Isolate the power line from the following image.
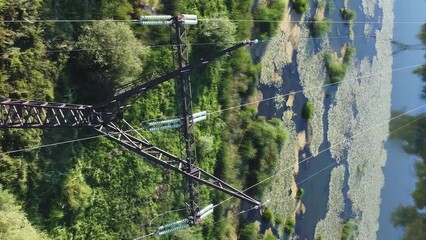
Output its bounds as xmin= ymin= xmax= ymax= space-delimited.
xmin=153 ymin=103 xmax=426 ymax=240
xmin=210 ymin=102 xmax=426 ymax=211
xmin=208 ymin=63 xmax=423 ymax=116
xmin=0 ymin=19 xmax=138 ymax=23
xmin=155 ymin=113 xmax=426 ymax=240
xmin=297 ymin=114 xmax=426 ymax=187
xmin=0 ymin=63 xmax=421 ymax=156
xmin=199 ymin=18 xmax=426 ymax=24
xmin=0 ymin=18 xmax=423 ymax=24
xmin=1 ymin=31 xmax=417 ymax=57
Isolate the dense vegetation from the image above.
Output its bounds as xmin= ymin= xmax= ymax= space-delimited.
xmin=0 ymin=0 xmax=286 ymax=239
xmin=253 ymin=0 xmax=285 ymax=39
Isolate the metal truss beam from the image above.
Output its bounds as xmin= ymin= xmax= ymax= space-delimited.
xmin=0 ymin=40 xmax=261 ymax=219
xmin=171 ymin=16 xmax=199 ymax=223
xmin=0 ymin=98 xmax=98 ymax=128
xmin=94 ymin=122 xmax=260 ymax=206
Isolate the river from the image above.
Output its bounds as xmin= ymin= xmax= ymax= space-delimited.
xmin=377 ymin=0 xmax=426 ymax=239
xmin=257 ymin=0 xmax=424 ymax=238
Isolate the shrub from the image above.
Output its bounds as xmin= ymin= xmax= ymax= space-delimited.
xmin=296 ymin=188 xmax=305 ymax=199
xmin=275 ymin=215 xmax=285 ymax=225
xmin=312 ymin=17 xmax=332 ymax=37
xmin=341 ymin=220 xmax=357 ymax=240
xmin=262 ymin=208 xmax=274 ymax=223
xmin=263 ymin=229 xmax=276 ymax=240
xmin=344 ymin=47 xmax=356 ymax=64
xmin=340 ymin=8 xmax=356 ymax=21
xmin=324 ymin=46 xmax=356 ymax=84
xmin=302 ymin=102 xmax=314 ymax=120
xmin=292 ymin=0 xmax=307 ymax=14
xmin=284 ymin=216 xmax=296 ymax=234
xmin=327 ymin=62 xmax=346 ymax=83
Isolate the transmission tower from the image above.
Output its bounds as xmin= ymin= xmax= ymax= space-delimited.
xmin=0 ymin=15 xmax=260 ymax=225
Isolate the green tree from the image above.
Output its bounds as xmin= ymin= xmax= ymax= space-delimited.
xmin=391 ymin=191 xmax=426 ymax=240
xmin=99 ymin=0 xmax=133 ymax=19
xmin=412 ymin=161 xmax=426 ymax=208
xmin=391 ymin=205 xmax=420 ymax=228
xmin=62 ymin=168 xmax=92 ymax=212
xmin=75 ymin=21 xmax=145 ymax=102
xmin=195 ymin=19 xmax=236 ymax=55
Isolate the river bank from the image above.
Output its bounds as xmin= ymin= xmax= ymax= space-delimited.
xmin=256 ymin=0 xmax=395 ymax=239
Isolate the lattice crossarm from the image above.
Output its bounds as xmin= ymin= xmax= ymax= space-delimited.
xmin=0 ymin=98 xmax=97 ymax=128
xmin=94 ymin=123 xmax=260 ymax=206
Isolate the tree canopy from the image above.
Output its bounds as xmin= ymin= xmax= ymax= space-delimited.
xmin=75 ymin=21 xmax=145 ymax=102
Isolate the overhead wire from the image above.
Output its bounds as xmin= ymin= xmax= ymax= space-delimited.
xmin=207 ymin=63 xmax=423 ymax=116
xmin=210 ymin=102 xmax=426 ymax=209
xmin=0 ymin=10 xmax=424 ymax=232
xmin=117 ymin=62 xmax=426 ymax=239
xmin=0 ymin=18 xmax=423 ymax=24
xmin=199 ymin=18 xmax=425 ymax=24
xmin=163 ymin=103 xmax=426 ymax=240
xmin=0 ymin=62 xmax=421 ymax=156
xmin=0 ymin=31 xmax=418 ymax=58
xmin=0 ymin=116 xmax=170 ymax=155
xmin=0 ymin=14 xmax=424 ymax=240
